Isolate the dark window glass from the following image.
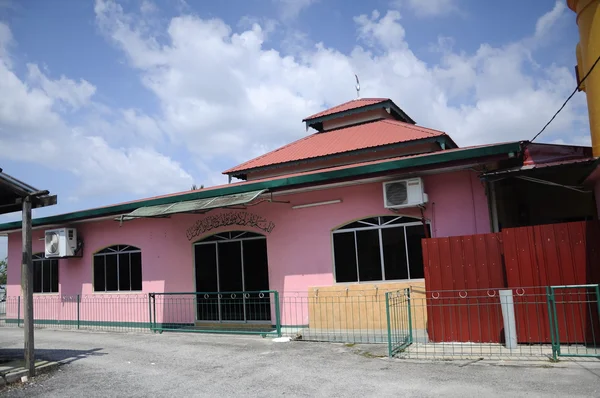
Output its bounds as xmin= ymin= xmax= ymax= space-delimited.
xmin=333 ymin=232 xmax=357 ymax=282
xmin=406 ymin=225 xmax=429 ymax=279
xmin=339 ymin=221 xmax=364 ymax=230
xmin=242 ymin=239 xmax=271 ymax=322
xmin=105 ymin=254 xmax=118 ymax=291
xmin=94 ymin=246 xmax=142 ymax=292
xmin=93 ymin=255 xmax=105 ymax=292
xmin=130 ymin=252 xmax=142 ymax=291
xmin=118 ymin=253 xmax=131 ymax=291
xmin=218 ymin=241 xmax=244 ymax=321
xmin=33 ymin=260 xmax=42 ymax=293
xmin=383 ymin=216 xmax=416 ymax=225
xmin=356 ymin=229 xmax=382 ymax=282
xmin=33 ymin=257 xmax=59 ymax=293
xmin=51 ymin=260 xmax=59 ymax=293
xmin=242 ymin=239 xmax=270 ymax=291
xmin=42 ymin=260 xmax=51 ymax=293
xmin=333 ymin=218 xmax=430 ymax=283
xmin=359 ymin=217 xmax=380 ymax=225
xmin=194 ymin=243 xmax=219 ymax=321
xmin=382 ymin=227 xmax=408 ymax=280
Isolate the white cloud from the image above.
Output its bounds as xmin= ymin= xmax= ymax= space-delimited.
xmin=535 ymin=1 xmax=566 ymax=40
xmin=273 ymin=0 xmax=318 ymax=21
xmin=355 ymin=10 xmax=407 ymax=50
xmin=93 ymin=0 xmax=588 ymax=163
xmin=392 ymin=0 xmax=460 ymax=18
xmin=0 ymin=21 xmax=194 ymax=199
xmin=27 ymin=64 xmax=96 ymax=110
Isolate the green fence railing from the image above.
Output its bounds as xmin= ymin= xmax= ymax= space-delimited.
xmin=547 ymin=284 xmax=600 ymax=360
xmin=385 ymin=289 xmax=412 ymax=357
xmin=149 ymin=291 xmax=282 ymax=337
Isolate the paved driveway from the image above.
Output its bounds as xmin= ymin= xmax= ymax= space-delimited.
xmin=0 ymin=328 xmax=599 ymax=397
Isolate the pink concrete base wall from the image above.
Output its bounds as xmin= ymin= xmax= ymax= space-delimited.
xmin=6 ymin=170 xmax=491 ymax=325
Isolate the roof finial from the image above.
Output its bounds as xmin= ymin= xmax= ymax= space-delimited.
xmin=355 ymin=74 xmax=360 ymax=99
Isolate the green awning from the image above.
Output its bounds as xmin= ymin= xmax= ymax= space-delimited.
xmin=119 ymin=189 xmax=266 ymax=220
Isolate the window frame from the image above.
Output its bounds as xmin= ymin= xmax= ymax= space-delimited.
xmin=93 ymin=245 xmax=143 ymax=293
xmin=32 ymin=253 xmax=59 ymax=294
xmin=332 ymin=216 xmax=431 ymax=283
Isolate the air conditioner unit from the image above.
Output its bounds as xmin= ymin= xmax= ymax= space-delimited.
xmin=383 ymin=178 xmax=428 ymax=209
xmin=45 ymin=228 xmax=78 ymax=258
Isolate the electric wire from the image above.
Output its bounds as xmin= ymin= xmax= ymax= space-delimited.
xmin=530 ymin=54 xmax=600 ymax=143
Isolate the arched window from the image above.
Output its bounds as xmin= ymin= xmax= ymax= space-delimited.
xmin=93 ymin=245 xmax=142 ymax=292
xmin=332 ymin=216 xmax=430 ymax=283
xmin=32 ymin=253 xmax=58 ymax=293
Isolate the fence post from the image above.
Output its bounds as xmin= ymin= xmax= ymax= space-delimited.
xmin=274 ymin=291 xmax=282 ymax=337
xmin=17 ymin=296 xmax=21 ymax=327
xmin=148 ymin=293 xmax=152 ymax=331
xmin=151 ymin=293 xmax=157 ymax=332
xmin=385 ymin=292 xmax=392 ymax=358
xmin=77 ymin=295 xmax=80 ymax=330
xmin=405 ymin=288 xmax=413 ymax=344
xmin=546 ymin=286 xmax=558 ymax=361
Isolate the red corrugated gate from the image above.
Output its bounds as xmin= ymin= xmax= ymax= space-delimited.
xmin=422 ymin=221 xmax=600 ymax=344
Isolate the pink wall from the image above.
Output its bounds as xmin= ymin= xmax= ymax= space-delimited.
xmin=6 ymin=170 xmax=490 ymax=301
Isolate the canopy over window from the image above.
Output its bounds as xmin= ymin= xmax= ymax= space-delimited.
xmin=118 ymin=189 xmax=267 ymax=220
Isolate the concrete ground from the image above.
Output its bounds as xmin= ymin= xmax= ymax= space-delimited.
xmin=0 ymin=328 xmax=599 ymax=397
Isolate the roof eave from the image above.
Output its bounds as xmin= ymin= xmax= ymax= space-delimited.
xmin=0 ymin=141 xmax=523 ymax=233
xmin=0 ymin=171 xmax=58 ymax=215
xmin=224 ymin=135 xmax=455 ymax=179
xmin=302 ymin=99 xmax=415 ymax=131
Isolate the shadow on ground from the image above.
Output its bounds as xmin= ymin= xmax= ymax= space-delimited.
xmin=0 ymin=347 xmax=106 ymax=372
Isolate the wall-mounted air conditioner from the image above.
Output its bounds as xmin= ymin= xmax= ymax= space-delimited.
xmin=45 ymin=228 xmax=78 ymax=258
xmin=383 ymin=178 xmax=428 ymax=209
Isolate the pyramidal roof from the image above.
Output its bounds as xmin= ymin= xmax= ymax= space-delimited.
xmin=224 ymin=97 xmax=455 ymax=177
xmin=302 ymin=98 xmax=390 ymax=121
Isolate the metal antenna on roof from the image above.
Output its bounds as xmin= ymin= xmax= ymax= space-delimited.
xmin=355 ymin=74 xmax=360 ymax=99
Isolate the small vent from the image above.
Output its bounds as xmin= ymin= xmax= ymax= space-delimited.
xmin=46 ymin=232 xmax=60 ymax=255
xmin=385 ymin=182 xmax=408 ymax=206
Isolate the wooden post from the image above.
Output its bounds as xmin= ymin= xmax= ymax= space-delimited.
xmin=21 ymin=195 xmax=34 ymax=377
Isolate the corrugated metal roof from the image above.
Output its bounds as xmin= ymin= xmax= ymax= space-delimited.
xmin=481 ymin=157 xmax=598 ymax=177
xmin=120 ymin=189 xmax=266 ymax=220
xmin=303 ymin=98 xmax=388 ymax=121
xmin=0 ymin=141 xmax=523 ymax=233
xmin=224 ymin=119 xmax=447 ymax=175
xmin=0 ymin=169 xmax=57 ymax=214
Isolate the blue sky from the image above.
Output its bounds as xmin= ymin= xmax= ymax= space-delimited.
xmin=0 ymin=0 xmax=590 ymax=259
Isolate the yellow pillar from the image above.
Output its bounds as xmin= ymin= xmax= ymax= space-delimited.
xmin=568 ymin=0 xmax=600 ymax=156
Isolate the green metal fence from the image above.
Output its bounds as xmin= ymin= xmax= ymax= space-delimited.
xmin=149 ymin=291 xmax=281 ymax=336
xmin=385 ymin=289 xmax=412 ymax=357
xmin=0 ymin=294 xmax=151 ymax=332
xmin=547 ymin=284 xmax=600 ymax=360
xmin=385 ymin=285 xmax=600 ymax=360
xmin=278 ymin=289 xmax=395 ymax=343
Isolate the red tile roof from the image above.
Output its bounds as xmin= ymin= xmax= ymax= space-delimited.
xmin=303 ymin=98 xmax=388 ymax=121
xmin=224 ymin=119 xmax=447 ymax=175
xmin=0 ymin=141 xmax=523 ymax=232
